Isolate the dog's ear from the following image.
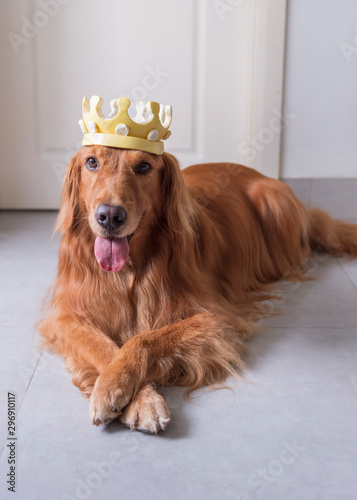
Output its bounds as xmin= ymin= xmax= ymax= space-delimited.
xmin=55 ymin=150 xmax=82 ymax=233
xmin=161 ymin=153 xmax=196 ymax=237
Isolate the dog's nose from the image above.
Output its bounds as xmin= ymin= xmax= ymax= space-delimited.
xmin=95 ymin=204 xmax=127 ymax=230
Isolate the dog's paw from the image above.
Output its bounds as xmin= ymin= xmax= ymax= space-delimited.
xmin=120 ymin=384 xmax=170 ymax=434
xmin=89 ymin=371 xmax=136 ymax=426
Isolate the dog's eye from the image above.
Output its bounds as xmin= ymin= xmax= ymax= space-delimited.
xmin=135 ymin=162 xmax=152 ymax=175
xmin=85 ymin=157 xmax=98 ymax=171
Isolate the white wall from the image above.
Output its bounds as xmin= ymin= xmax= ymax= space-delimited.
xmin=281 ymin=0 xmax=357 ymax=178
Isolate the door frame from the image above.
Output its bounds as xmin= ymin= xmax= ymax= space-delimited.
xmin=176 ymin=0 xmax=287 ymax=178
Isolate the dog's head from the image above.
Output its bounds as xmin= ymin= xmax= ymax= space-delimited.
xmin=58 ymin=146 xmax=193 ymax=272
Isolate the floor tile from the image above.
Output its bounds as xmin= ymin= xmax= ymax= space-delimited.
xmin=282 ymin=178 xmax=311 ymax=207
xmin=0 ymin=327 xmax=41 ymax=451
xmin=0 ymin=257 xmax=57 ymax=327
xmin=1 ymin=327 xmax=356 ymax=500
xmin=263 ymin=256 xmax=357 ymax=328
xmin=0 ymin=212 xmax=58 ymax=326
xmin=338 ymin=257 xmax=357 ymax=289
xmin=310 ymin=179 xmax=357 ymax=221
xmin=1 ymin=211 xmax=357 ymax=500
xmin=0 ymin=212 xmax=59 ymax=261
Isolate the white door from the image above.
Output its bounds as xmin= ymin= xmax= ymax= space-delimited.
xmin=0 ymin=0 xmax=286 ymax=209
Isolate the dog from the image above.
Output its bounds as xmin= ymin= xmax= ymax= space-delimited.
xmin=38 ymin=145 xmax=357 ymax=433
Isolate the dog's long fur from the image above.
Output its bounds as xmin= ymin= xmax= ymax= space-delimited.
xmin=38 ymin=146 xmax=357 ymax=431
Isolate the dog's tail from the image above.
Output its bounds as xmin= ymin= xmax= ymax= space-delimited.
xmin=309 ymin=208 xmax=357 ymax=257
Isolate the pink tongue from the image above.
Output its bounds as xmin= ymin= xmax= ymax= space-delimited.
xmin=94 ymin=237 xmax=129 ymax=272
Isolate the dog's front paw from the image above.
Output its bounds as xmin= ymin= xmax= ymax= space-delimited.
xmin=120 ymin=384 xmax=170 ymax=434
xmin=89 ymin=370 xmax=136 ymax=426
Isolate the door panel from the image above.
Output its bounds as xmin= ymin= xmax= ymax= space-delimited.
xmin=0 ymin=0 xmax=286 ymax=209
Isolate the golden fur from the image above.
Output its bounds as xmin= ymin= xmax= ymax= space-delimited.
xmin=38 ymin=146 xmax=357 ymax=432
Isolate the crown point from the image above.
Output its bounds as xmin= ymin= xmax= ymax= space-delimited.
xmin=78 ymin=119 xmax=87 ymax=134
xmin=118 ymin=97 xmax=131 ymax=111
xmin=147 ymin=129 xmax=159 ymax=141
xmin=115 ymin=123 xmax=129 ymax=136
xmin=108 ymin=99 xmax=119 ymax=118
xmin=82 ymin=97 xmax=90 ymax=114
xmin=148 ymin=102 xmax=160 ymax=115
xmin=162 ymin=130 xmax=172 ymax=140
xmin=161 ymin=105 xmax=172 ymax=128
xmin=135 ymin=102 xmax=147 ymax=124
xmin=90 ymin=95 xmax=101 ymax=107
xmin=80 ymin=95 xmax=172 ymax=154
xmin=88 ymin=121 xmax=98 ymax=133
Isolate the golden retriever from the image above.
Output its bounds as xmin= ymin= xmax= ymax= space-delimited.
xmin=38 ymin=146 xmax=357 ymax=433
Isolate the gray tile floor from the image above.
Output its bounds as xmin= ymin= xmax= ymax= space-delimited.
xmin=0 ymin=199 xmax=357 ymax=500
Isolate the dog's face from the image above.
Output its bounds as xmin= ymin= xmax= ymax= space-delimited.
xmin=78 ymin=146 xmax=163 ymax=239
xmin=67 ymin=145 xmax=166 ymax=271
xmin=61 ymin=145 xmax=189 ymax=272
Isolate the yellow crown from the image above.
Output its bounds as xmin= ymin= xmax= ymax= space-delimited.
xmin=79 ymin=95 xmax=172 ymax=155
